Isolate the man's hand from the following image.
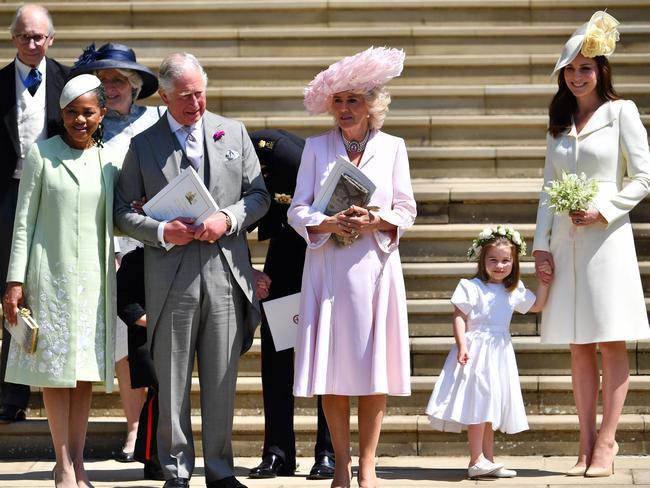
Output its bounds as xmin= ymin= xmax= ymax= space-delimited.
xmin=253 ymin=269 xmax=272 ymax=300
xmin=163 ymin=217 xmax=196 ymax=245
xmin=194 ymin=212 xmax=230 ymax=242
xmin=2 ymin=282 xmax=25 ymax=326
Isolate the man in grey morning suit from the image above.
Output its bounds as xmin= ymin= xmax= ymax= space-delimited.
xmin=114 ymin=53 xmax=270 ymax=488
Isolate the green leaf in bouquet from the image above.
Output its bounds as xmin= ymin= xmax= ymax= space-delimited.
xmin=543 ymin=172 xmax=599 ymax=214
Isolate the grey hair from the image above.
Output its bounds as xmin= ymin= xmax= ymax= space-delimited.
xmin=96 ymin=68 xmax=143 ymax=102
xmin=10 ymin=4 xmax=55 ymax=35
xmin=158 ymin=52 xmax=208 ymax=94
xmin=329 ymin=86 xmax=392 ymax=130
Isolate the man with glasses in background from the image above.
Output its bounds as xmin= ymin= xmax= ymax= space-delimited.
xmin=0 ymin=3 xmax=69 ymax=423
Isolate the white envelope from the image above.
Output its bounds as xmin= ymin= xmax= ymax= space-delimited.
xmin=262 ymin=292 xmax=300 ymax=351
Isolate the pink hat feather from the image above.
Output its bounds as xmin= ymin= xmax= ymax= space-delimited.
xmin=303 ymin=46 xmax=406 ymax=115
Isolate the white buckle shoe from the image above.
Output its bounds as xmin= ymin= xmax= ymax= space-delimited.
xmin=468 ymin=459 xmax=504 ymax=479
xmin=492 ymin=467 xmax=517 ymax=478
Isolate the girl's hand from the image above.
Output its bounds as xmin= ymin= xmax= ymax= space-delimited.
xmin=569 ymin=207 xmax=604 ymax=227
xmin=537 ymin=261 xmax=553 ymax=277
xmin=2 ymin=282 xmax=25 ymax=326
xmin=457 ymin=344 xmax=469 ymax=365
xmin=534 ymin=250 xmax=554 ymax=285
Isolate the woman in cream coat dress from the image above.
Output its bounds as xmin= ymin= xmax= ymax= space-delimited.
xmin=533 ymin=12 xmax=650 ymax=478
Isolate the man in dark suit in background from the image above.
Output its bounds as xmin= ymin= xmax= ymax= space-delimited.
xmin=0 ymin=3 xmax=69 ymax=423
xmin=248 ymin=129 xmax=335 ymax=480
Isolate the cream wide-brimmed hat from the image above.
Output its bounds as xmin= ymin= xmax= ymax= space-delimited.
xmin=552 ymin=10 xmax=620 ymax=76
xmin=59 ymin=74 xmax=102 ymax=109
xmin=303 ymin=46 xmax=405 ymax=115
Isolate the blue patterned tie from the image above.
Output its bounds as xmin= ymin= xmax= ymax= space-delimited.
xmin=26 ymin=68 xmax=42 ymax=96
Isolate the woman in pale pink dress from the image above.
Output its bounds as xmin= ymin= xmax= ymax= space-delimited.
xmin=288 ymin=47 xmax=416 ymax=488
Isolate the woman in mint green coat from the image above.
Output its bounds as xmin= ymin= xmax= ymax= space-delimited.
xmin=2 ymin=74 xmax=120 ymax=488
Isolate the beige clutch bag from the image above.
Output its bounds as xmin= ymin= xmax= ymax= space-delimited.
xmin=3 ymin=308 xmax=39 ymax=354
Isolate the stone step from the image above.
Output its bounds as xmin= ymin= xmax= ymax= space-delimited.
xmin=9 ymin=0 xmax=650 ymax=29
xmin=143 ymin=83 xmax=649 ymax=117
xmin=226 ymin=337 xmax=650 ymax=377
xmin=3 ymin=52 xmax=640 ymax=96
xmin=43 ymin=53 xmax=650 ymax=87
xmin=236 ymin=114 xmax=650 ymax=147
xmin=248 ymin=222 xmax=650 ymax=267
xmin=1 ymin=23 xmax=650 ymax=58
xmin=402 ymin=261 xmax=650 ymax=299
xmin=411 ymin=337 xmax=650 ymax=376
xmin=2 ymin=413 xmax=648 ymax=458
xmin=408 ymin=176 xmax=650 ymax=223
xmin=407 ymin=146 xmax=543 ymax=178
xmin=18 ymin=375 xmax=650 ymax=419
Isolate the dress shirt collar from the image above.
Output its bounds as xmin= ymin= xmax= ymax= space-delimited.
xmin=15 ymin=56 xmax=46 ymax=85
xmin=166 ymin=110 xmax=203 ymax=136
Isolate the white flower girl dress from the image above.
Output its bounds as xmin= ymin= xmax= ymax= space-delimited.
xmin=425 ymin=277 xmax=534 ymax=434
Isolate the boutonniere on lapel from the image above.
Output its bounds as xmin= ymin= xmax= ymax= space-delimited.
xmin=213 ymin=130 xmax=225 ymax=142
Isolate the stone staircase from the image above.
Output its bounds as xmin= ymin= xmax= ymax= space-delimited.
xmin=1 ymin=0 xmax=650 ymax=459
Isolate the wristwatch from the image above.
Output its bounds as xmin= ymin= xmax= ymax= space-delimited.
xmin=221 ymin=211 xmax=232 ymax=231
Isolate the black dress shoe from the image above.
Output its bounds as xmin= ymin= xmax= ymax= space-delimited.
xmin=0 ymin=404 xmax=26 ymax=424
xmin=206 ymin=475 xmax=247 ymax=488
xmin=163 ymin=478 xmax=189 ymax=488
xmin=307 ymin=455 xmax=335 ymax=480
xmin=114 ymin=450 xmax=135 ymax=463
xmin=144 ymin=459 xmax=165 ymax=481
xmin=248 ymin=454 xmax=293 ymax=478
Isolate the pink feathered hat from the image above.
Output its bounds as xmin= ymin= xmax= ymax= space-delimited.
xmin=303 ymin=46 xmax=406 ymax=115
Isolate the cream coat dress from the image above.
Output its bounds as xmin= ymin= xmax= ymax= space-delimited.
xmin=533 ymin=99 xmax=650 ymax=344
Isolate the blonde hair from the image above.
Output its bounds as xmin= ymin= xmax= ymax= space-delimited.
xmin=95 ymin=68 xmax=143 ymax=102
xmin=328 ymin=86 xmax=392 ymax=130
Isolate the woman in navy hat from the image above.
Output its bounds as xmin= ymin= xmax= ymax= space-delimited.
xmin=72 ymin=42 xmax=164 ymax=154
xmin=72 ymin=43 xmax=165 ymax=471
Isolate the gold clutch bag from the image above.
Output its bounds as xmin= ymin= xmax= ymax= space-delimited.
xmin=3 ymin=308 xmax=39 ymax=354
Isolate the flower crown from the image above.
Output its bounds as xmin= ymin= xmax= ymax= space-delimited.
xmin=467 ymin=225 xmax=526 ymax=261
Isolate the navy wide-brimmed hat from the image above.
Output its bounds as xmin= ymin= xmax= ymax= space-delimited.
xmin=71 ymin=42 xmax=158 ymax=100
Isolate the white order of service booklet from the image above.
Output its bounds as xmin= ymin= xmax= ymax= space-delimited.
xmin=142 ymin=167 xmax=219 ymax=250
xmin=262 ymin=292 xmax=301 ymax=351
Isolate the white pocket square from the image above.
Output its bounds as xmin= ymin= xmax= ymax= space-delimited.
xmin=225 ymin=150 xmax=240 ymax=161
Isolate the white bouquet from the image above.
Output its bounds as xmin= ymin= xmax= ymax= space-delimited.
xmin=543 ymin=172 xmax=599 ymax=214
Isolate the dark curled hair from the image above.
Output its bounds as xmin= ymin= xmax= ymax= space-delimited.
xmin=91 ymin=85 xmax=106 ymax=148
xmin=474 ymin=237 xmax=520 ymax=293
xmin=548 ymin=56 xmax=620 ymax=138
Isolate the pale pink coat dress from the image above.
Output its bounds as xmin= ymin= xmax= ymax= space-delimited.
xmin=288 ymin=128 xmax=416 ymax=397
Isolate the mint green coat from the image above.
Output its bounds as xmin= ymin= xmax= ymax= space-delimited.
xmin=6 ymin=135 xmax=121 ymax=391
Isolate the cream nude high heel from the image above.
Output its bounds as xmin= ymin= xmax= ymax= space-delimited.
xmin=565 ymin=464 xmax=587 ymax=476
xmin=585 ymin=441 xmax=619 ymax=478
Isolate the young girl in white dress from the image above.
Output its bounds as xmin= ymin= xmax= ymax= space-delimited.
xmin=425 ymin=226 xmax=552 ymax=479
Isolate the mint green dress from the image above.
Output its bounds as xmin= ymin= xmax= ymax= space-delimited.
xmin=6 ymin=136 xmax=120 ymax=390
